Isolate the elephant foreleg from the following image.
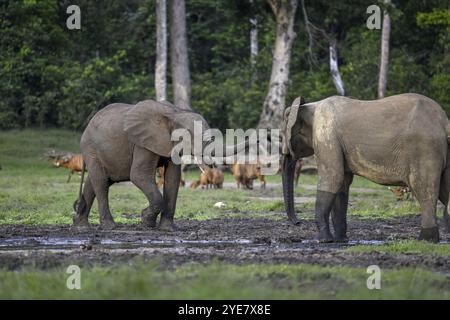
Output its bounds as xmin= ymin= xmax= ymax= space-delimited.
xmin=130 ymin=147 xmax=163 ymax=228
xmin=314 ymin=136 xmax=345 ymax=243
xmin=315 ymin=191 xmax=336 ymax=243
xmin=161 ymin=161 xmax=181 ymax=231
xmin=331 ymin=172 xmax=353 ymax=242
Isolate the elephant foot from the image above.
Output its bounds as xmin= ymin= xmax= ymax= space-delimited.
xmin=317 ymin=229 xmax=334 ymax=243
xmin=289 ymin=215 xmax=301 ymax=226
xmin=141 ymin=207 xmax=159 ymax=228
xmin=419 ymin=226 xmax=439 ymax=243
xmin=100 ymin=218 xmax=116 ymax=230
xmin=72 ymin=215 xmax=90 ymax=228
xmin=159 ymin=219 xmax=176 ymax=232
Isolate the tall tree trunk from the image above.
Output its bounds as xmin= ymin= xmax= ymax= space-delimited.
xmin=329 ymin=39 xmax=345 ymax=96
xmin=155 ymin=0 xmax=167 ymax=101
xmin=169 ymin=0 xmax=191 ymax=110
xmin=250 ymin=0 xmax=258 ymax=66
xmin=258 ymin=0 xmax=298 ymax=129
xmin=250 ymin=18 xmax=258 ymax=65
xmin=378 ymin=0 xmax=391 ymax=99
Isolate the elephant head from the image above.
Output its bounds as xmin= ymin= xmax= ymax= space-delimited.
xmin=123 ymin=99 xmax=248 ymax=167
xmin=282 ymin=96 xmax=315 ymax=225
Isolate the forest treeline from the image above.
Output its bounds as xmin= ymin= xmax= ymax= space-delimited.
xmin=0 ymin=0 xmax=449 ymax=131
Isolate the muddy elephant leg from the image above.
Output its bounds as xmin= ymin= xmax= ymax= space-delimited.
xmin=331 ymin=172 xmax=353 ymax=242
xmin=160 ymin=161 xmax=181 ymax=231
xmin=73 ymin=177 xmax=95 ymax=227
xmin=88 ymin=162 xmax=116 ymax=229
xmin=130 ymin=147 xmax=163 ymax=228
xmin=411 ymin=175 xmax=440 ymax=242
xmin=314 ymin=137 xmax=345 ymax=243
xmin=315 ymin=191 xmax=337 ymax=242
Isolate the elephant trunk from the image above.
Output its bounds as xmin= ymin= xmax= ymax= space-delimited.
xmin=282 ymin=154 xmax=300 ymax=225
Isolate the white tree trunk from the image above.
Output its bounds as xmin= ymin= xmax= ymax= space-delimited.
xmin=250 ymin=17 xmax=258 ymax=66
xmin=155 ymin=0 xmax=167 ymax=101
xmin=378 ymin=0 xmax=391 ymax=99
xmin=329 ymin=39 xmax=345 ymax=96
xmin=258 ymin=0 xmax=298 ymax=129
xmin=249 ymin=0 xmax=258 ymax=66
xmin=170 ymin=0 xmax=192 ymax=110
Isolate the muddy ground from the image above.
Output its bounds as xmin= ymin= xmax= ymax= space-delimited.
xmin=1 ymin=215 xmax=449 ymax=274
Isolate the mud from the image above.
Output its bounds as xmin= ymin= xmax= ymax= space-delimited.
xmin=0 ymin=216 xmax=449 ymax=273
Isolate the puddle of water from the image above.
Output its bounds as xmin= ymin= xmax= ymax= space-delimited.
xmin=1 ymin=237 xmax=446 ymax=253
xmin=0 ymin=237 xmax=253 ymax=250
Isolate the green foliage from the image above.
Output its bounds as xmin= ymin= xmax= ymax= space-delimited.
xmin=0 ymin=0 xmax=448 ymax=129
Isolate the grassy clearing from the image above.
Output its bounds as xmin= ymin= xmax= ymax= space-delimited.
xmin=0 ymin=262 xmax=448 ymax=299
xmin=0 ymin=129 xmax=432 ymax=225
xmin=346 ymin=240 xmax=450 ymax=257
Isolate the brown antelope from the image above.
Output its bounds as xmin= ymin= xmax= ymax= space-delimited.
xmin=389 ymin=186 xmax=411 ymax=201
xmin=156 ymin=166 xmax=186 ymax=188
xmin=211 ymin=168 xmax=224 ymax=189
xmin=231 ymin=163 xmax=265 ymax=189
xmin=53 ymin=154 xmax=85 ymax=183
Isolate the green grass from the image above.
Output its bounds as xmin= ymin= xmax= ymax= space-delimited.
xmin=0 ymin=262 xmax=448 ymax=299
xmin=346 ymin=240 xmax=450 ymax=257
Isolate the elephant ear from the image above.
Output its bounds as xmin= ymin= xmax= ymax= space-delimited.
xmin=124 ymin=100 xmax=175 ymax=157
xmin=283 ymin=96 xmax=305 ymax=156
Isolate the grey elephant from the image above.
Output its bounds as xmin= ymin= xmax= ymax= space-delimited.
xmin=282 ymin=93 xmax=450 ymax=243
xmin=73 ymin=99 xmax=242 ymax=230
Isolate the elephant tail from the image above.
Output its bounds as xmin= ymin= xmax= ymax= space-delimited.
xmin=73 ymin=161 xmax=86 ymax=211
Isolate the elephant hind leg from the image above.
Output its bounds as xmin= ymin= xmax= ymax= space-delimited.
xmin=410 ymin=174 xmax=440 ymax=242
xmin=73 ymin=176 xmax=95 ymax=227
xmin=438 ymin=168 xmax=450 ymax=233
xmin=88 ymin=161 xmax=116 ymax=229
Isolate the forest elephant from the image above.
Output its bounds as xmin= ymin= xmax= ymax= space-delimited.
xmin=73 ymin=99 xmax=246 ymax=231
xmin=282 ymin=93 xmax=450 ymax=243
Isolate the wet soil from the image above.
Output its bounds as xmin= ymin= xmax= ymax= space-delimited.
xmin=0 ymin=216 xmax=449 ymax=273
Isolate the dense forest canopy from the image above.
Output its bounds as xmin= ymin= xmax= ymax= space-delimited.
xmin=0 ymin=0 xmax=448 ymax=131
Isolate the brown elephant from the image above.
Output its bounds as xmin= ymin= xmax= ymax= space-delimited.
xmin=73 ymin=99 xmax=245 ymax=230
xmin=282 ymin=93 xmax=450 ymax=242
